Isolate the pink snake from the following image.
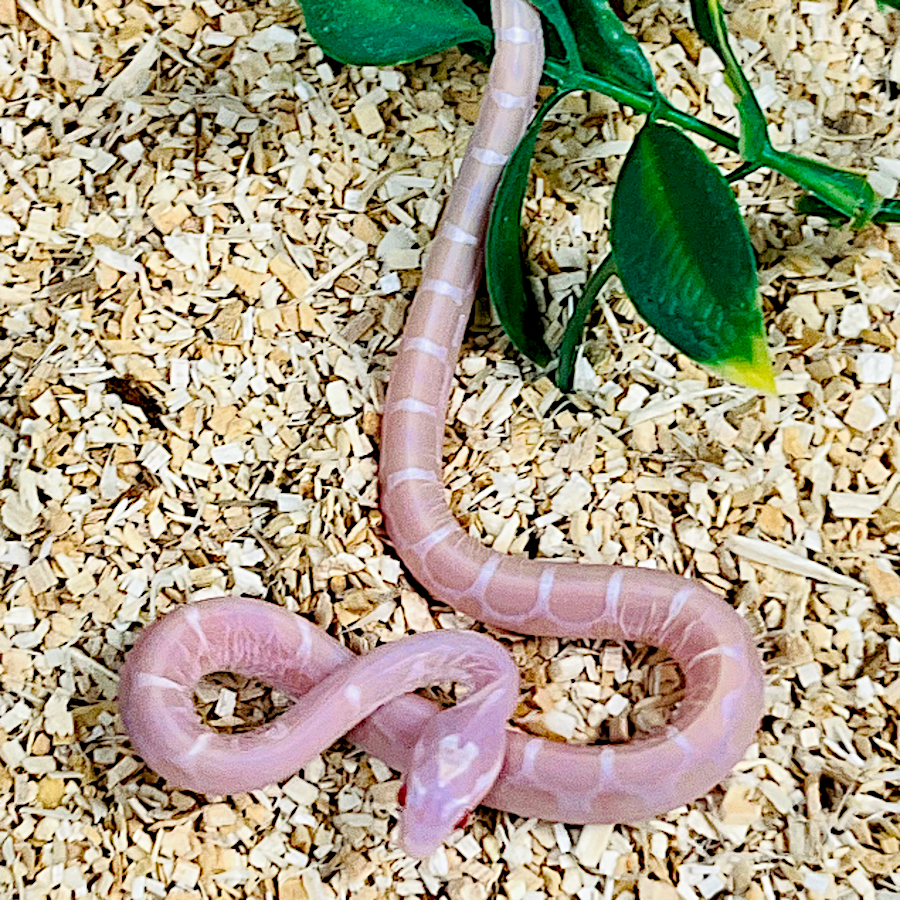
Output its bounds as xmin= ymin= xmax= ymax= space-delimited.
xmin=118 ymin=0 xmax=765 ymax=858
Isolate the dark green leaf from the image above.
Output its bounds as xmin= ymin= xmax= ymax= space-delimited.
xmin=527 ymin=0 xmax=584 ymax=72
xmin=610 ymin=122 xmax=773 ymax=391
xmin=561 ymin=0 xmax=656 ymax=97
xmin=299 ymin=0 xmax=492 ymax=66
xmin=763 ymin=147 xmax=883 ymax=228
xmin=796 ymin=193 xmax=900 ymax=225
xmin=876 ymin=199 xmax=900 ymax=223
xmin=794 ymin=194 xmax=852 ymax=225
xmin=487 ymin=91 xmax=575 ymax=368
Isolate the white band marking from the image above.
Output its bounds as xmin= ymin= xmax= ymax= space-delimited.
xmin=599 ymin=747 xmax=616 ymax=781
xmin=137 ymin=673 xmax=185 ymax=692
xmin=406 ymin=337 xmax=448 ymax=361
xmin=686 ymin=644 xmax=744 ymax=669
xmin=471 ymin=148 xmax=509 ymax=166
xmin=420 ymin=278 xmax=465 ymax=305
xmin=521 ymin=738 xmax=542 ymax=776
xmin=436 ymin=734 xmax=479 ymax=788
xmin=294 ymin=618 xmax=312 ymax=661
xmin=443 ymin=223 xmax=478 ymax=246
xmin=412 ymin=522 xmax=455 ymax=556
xmin=491 ymin=90 xmax=528 ymax=109
xmin=386 ymin=468 xmax=440 ymax=490
xmin=662 ymin=587 xmax=692 ymax=633
xmin=469 ymin=555 xmax=500 ymax=603
xmin=667 ymin=726 xmax=694 ymax=756
xmin=536 ymin=567 xmax=554 ymax=614
xmin=343 ymin=684 xmax=361 ymax=709
xmin=184 ymin=606 xmax=210 ymax=655
xmin=605 ymin=570 xmax=622 ymax=622
xmin=184 ymin=733 xmax=210 ymax=760
xmin=391 ymin=398 xmax=438 ymax=417
xmin=498 ymin=27 xmax=537 ymax=44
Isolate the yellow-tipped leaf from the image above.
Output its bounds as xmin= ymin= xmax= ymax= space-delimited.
xmin=708 ymin=332 xmax=777 ymax=395
xmin=611 ymin=123 xmax=773 ymax=393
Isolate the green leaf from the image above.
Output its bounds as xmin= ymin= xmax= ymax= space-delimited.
xmin=533 ymin=0 xmax=657 ymax=100
xmin=487 ymin=90 xmax=575 ymax=368
xmin=763 ymin=147 xmax=883 ymax=228
xmin=689 ymin=0 xmax=768 ymax=162
xmin=796 ymin=193 xmax=900 ymax=225
xmin=527 ymin=0 xmax=584 ymax=73
xmin=561 ymin=0 xmax=656 ymax=97
xmin=610 ymin=122 xmax=774 ymax=392
xmin=794 ymin=194 xmax=853 ymax=225
xmin=299 ymin=0 xmax=492 ymax=66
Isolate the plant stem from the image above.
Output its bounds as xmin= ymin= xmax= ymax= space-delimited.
xmin=544 ymin=58 xmax=900 ymax=223
xmin=555 ymin=251 xmax=617 ymax=391
xmin=543 ymin=58 xmax=740 ymax=153
xmin=726 ymin=160 xmax=761 ymax=183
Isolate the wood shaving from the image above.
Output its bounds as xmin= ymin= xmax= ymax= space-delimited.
xmin=2 ymin=0 xmax=900 ymax=897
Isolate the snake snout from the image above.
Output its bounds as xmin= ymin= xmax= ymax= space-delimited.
xmin=398 ymin=773 xmax=471 ymax=859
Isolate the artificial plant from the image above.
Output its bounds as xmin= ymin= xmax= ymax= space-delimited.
xmin=299 ymin=0 xmax=894 ymax=394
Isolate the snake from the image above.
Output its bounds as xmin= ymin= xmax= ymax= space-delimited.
xmin=118 ymin=0 xmax=765 ymax=859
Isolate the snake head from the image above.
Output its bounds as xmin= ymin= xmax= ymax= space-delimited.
xmin=398 ymin=710 xmax=507 ymax=858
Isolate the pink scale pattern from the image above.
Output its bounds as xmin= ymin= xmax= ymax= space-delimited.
xmin=118 ymin=0 xmax=765 ymax=858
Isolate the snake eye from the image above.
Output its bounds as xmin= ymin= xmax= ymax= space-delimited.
xmin=454 ymin=811 xmax=470 ymax=830
xmin=398 ymin=783 xmax=407 ymax=807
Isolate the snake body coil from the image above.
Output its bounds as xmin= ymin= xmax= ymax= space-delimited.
xmin=119 ymin=0 xmax=765 ymax=858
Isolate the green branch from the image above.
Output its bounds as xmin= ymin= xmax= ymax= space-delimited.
xmin=543 ymin=58 xmax=740 ymax=153
xmin=555 ymin=251 xmax=617 ymax=391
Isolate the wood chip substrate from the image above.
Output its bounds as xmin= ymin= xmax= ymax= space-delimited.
xmin=2 ymin=0 xmax=900 ymax=896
